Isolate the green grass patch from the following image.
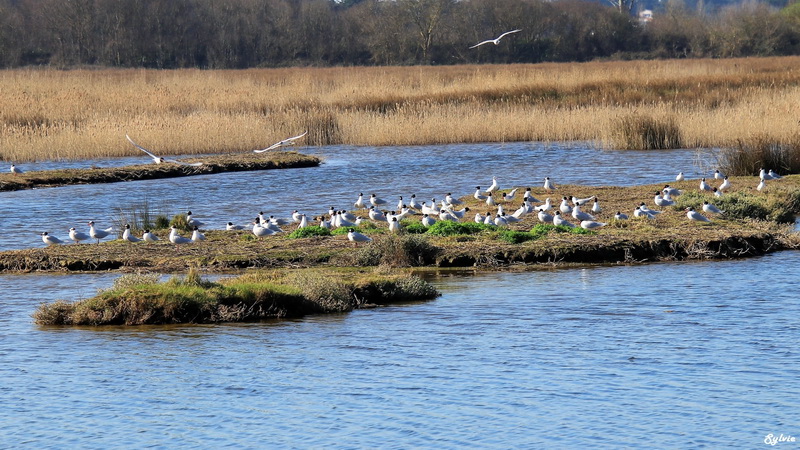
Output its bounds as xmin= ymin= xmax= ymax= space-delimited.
xmin=497 ymin=224 xmax=593 ymax=243
xmin=287 ymin=226 xmax=332 ymax=239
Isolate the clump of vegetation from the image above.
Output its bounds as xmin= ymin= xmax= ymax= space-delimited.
xmin=615 ymin=115 xmax=683 ymax=150
xmin=169 ymin=213 xmax=191 ymax=232
xmin=107 ymin=272 xmax=161 ymax=291
xmin=33 ymin=268 xmax=439 ymax=326
xmin=497 ymin=224 xmax=593 ymax=244
xmin=355 ymin=234 xmax=440 ymax=267
xmin=426 ymin=221 xmax=493 ymax=236
xmin=288 ymin=226 xmax=332 ymax=239
xmin=401 ymin=221 xmax=428 ymax=234
xmin=674 ymin=191 xmax=782 ymax=221
xmin=285 ymin=271 xmax=352 ymax=313
xmin=112 ymin=199 xmax=169 ymax=235
xmin=718 ymin=134 xmax=800 ymax=176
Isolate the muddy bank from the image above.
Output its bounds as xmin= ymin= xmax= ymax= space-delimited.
xmin=0 ymin=152 xmax=320 ymax=191
xmin=1 ymin=229 xmax=796 ymax=274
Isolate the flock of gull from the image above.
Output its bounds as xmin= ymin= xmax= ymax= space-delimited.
xmin=27 ymin=155 xmax=783 ymax=247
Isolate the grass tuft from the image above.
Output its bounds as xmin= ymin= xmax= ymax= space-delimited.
xmin=615 ymin=114 xmax=683 ymax=150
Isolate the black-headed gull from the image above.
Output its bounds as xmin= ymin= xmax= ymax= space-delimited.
xmin=169 ymin=226 xmax=193 ymax=244
xmin=503 ymin=188 xmax=518 ymax=202
xmin=486 ymin=192 xmax=496 ymax=206
xmin=421 ymin=214 xmax=436 ymax=227
xmin=389 ymin=217 xmax=402 ymax=233
xmin=537 ymin=208 xmax=554 ymax=223
xmin=122 ymin=224 xmax=142 ymax=243
xmin=686 ymin=207 xmax=711 ymax=222
xmin=591 ymin=197 xmax=602 ymax=214
xmin=634 ymin=206 xmax=656 ymax=219
xmin=718 ymin=177 xmax=731 ymax=192
xmin=572 ymin=204 xmax=594 ymax=222
xmin=494 ymin=214 xmax=509 ymax=226
xmin=486 ymin=177 xmax=499 ymax=194
xmin=654 ymin=192 xmax=675 ymax=207
xmin=143 ymin=230 xmax=159 ymax=242
xmin=253 ymin=131 xmax=307 ymax=153
xmin=757 ymin=178 xmax=766 ymax=191
xmin=397 ymin=196 xmax=405 ymax=210
xmin=368 ymin=207 xmax=386 ymax=222
xmin=191 ymin=226 xmax=206 ymax=242
xmin=714 ymin=169 xmax=725 ymax=180
xmin=559 ymin=197 xmax=573 ymax=214
xmin=614 ymin=212 xmax=629 ymax=220
xmin=580 ymin=220 xmax=607 ymax=230
xmin=473 ymin=186 xmax=487 ymax=201
xmin=41 ymin=232 xmax=64 ymax=246
xmin=370 ymin=194 xmax=388 ymax=207
xmin=571 ymin=195 xmax=593 ymax=206
xmin=347 ymin=228 xmax=371 ymax=244
xmin=186 ymin=211 xmax=205 ymax=228
xmin=252 ymin=219 xmax=274 ymax=238
xmin=226 ymin=222 xmax=246 ymax=231
xmin=523 ymin=188 xmax=540 ymax=203
xmin=126 ymin=134 xmax=203 ymax=166
xmin=702 ymin=201 xmax=724 ymax=215
xmin=699 ymin=178 xmax=712 ymax=192
xmin=553 ymin=211 xmax=575 ymax=228
xmin=69 ymin=227 xmax=90 ymax=244
xmin=354 ymin=193 xmax=366 ymax=209
xmin=10 ymin=164 xmax=23 ymax=176
xmin=469 ymin=29 xmax=522 ymax=49
xmin=663 ymin=185 xmax=682 ymax=197
xmin=676 ymin=172 xmax=684 ymax=182
xmin=408 ymin=194 xmax=422 ymax=210
xmin=759 ymin=168 xmax=772 ymax=180
xmin=445 ymin=193 xmax=463 ymax=206
xmin=543 ymin=177 xmax=556 ymax=192
xmin=88 ymin=221 xmax=113 ymax=244
xmin=292 ymin=210 xmax=303 ymax=223
xmin=768 ymin=170 xmax=782 ymax=179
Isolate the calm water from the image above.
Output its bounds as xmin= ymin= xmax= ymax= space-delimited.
xmin=1 ymin=253 xmax=798 ymax=448
xmin=0 ymin=142 xmax=714 ymax=252
xmin=2 ymin=142 xmax=791 ymax=447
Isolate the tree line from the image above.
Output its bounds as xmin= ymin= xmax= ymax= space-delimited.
xmin=0 ymin=0 xmax=799 ymax=69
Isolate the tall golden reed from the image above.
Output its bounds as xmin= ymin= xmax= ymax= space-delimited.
xmin=3 ymin=57 xmax=800 ymax=162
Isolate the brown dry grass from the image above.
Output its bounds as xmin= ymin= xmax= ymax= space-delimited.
xmin=4 ymin=57 xmax=800 ymax=162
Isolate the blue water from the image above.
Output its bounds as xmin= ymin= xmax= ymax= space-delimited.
xmin=1 ymin=141 xmax=793 ymax=448
xmin=0 ymin=142 xmax=713 ymax=252
xmin=1 ymin=253 xmax=798 ymax=448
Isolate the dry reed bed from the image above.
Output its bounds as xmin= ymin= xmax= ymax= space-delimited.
xmin=4 ymin=57 xmax=800 ymax=161
xmin=0 ymin=151 xmax=320 ymax=191
xmin=2 ymin=174 xmax=798 ymax=273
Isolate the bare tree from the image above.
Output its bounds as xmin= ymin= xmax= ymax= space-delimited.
xmin=398 ymin=0 xmax=454 ymax=63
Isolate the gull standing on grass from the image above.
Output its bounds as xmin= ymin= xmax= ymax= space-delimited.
xmin=253 ymin=131 xmax=307 ymax=153
xmin=718 ymin=176 xmax=731 ymax=192
xmin=41 ymin=232 xmax=64 ymax=246
xmin=347 ymin=228 xmax=371 ymax=245
xmin=469 ymin=29 xmax=522 ymax=49
xmin=88 ymin=221 xmax=113 ymax=244
xmin=686 ymin=207 xmax=711 ymax=223
xmin=122 ymin=224 xmax=142 ymax=243
xmin=69 ymin=227 xmax=90 ymax=244
xmin=702 ymin=201 xmax=724 ymax=215
xmin=169 ymin=226 xmax=194 ymax=244
xmin=676 ymin=172 xmax=684 ymax=182
xmin=126 ymin=135 xmax=203 ymax=166
xmin=143 ymin=230 xmax=159 ymax=242
xmin=543 ymin=177 xmax=556 ymax=192
xmin=191 ymin=226 xmax=206 ymax=242
xmin=10 ymin=164 xmax=23 ymax=176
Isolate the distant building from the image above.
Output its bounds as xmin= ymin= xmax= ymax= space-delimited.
xmin=639 ymin=9 xmax=654 ymax=24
